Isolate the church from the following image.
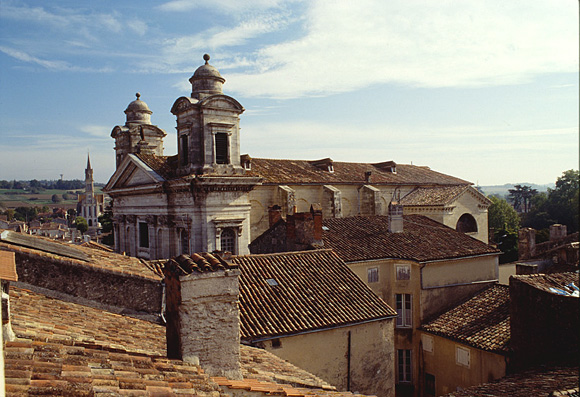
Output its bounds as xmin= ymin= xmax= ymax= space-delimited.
xmin=104 ymin=55 xmax=490 ymax=259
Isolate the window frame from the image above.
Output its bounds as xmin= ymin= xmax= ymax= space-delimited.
xmin=456 ymin=346 xmax=470 ymax=368
xmin=396 ymin=264 xmax=411 ymax=281
xmin=367 ymin=267 xmax=379 ymax=283
xmin=396 ymin=293 xmax=412 ymax=328
xmin=397 ymin=349 xmax=412 ymax=383
xmin=138 ymin=222 xmax=149 ymax=248
xmin=220 ymin=228 xmax=237 ymax=254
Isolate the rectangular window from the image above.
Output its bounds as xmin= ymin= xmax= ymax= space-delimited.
xmin=425 ymin=373 xmax=435 ymax=396
xmin=421 ymin=334 xmax=433 ymax=353
xmin=396 ymin=294 xmax=412 ymax=328
xmin=396 ymin=265 xmax=410 ymax=280
xmin=215 ymin=133 xmax=229 ymax=164
xmin=139 ymin=222 xmax=149 ymax=248
xmin=398 ymin=349 xmax=412 ymax=383
xmin=367 ymin=267 xmax=379 ymax=283
xmin=456 ymin=346 xmax=470 ymax=367
xmin=180 ymin=135 xmax=189 ymax=166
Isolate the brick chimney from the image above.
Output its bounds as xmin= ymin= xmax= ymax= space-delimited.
xmin=549 ymin=224 xmax=567 ymax=242
xmin=286 ymin=204 xmax=324 ymax=251
xmin=268 ymin=205 xmax=283 ymax=227
xmin=388 ymin=201 xmax=403 ymax=233
xmin=163 ymin=253 xmax=242 ymax=379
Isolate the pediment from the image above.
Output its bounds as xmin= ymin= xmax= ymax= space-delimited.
xmin=200 ymin=94 xmax=244 ymax=112
xmin=104 ymin=154 xmax=165 ymax=191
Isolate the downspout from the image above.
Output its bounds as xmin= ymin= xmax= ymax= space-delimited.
xmin=347 ymin=330 xmax=352 ymax=391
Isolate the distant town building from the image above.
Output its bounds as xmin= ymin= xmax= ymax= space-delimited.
xmin=77 ymin=154 xmax=104 ymax=237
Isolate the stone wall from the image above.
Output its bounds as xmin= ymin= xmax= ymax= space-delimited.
xmin=12 ymin=250 xmax=162 ymax=317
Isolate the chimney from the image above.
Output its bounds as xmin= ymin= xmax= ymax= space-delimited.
xmin=549 ymin=224 xmax=567 ymax=242
xmin=286 ymin=204 xmax=324 ymax=251
xmin=388 ymin=201 xmax=404 ymax=233
xmin=365 ymin=171 xmax=372 ymax=183
xmin=268 ymin=205 xmax=282 ymax=227
xmin=518 ymin=228 xmax=536 ymax=260
xmin=163 ymin=253 xmax=242 ymax=380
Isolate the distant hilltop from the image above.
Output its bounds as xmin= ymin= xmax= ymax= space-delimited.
xmin=478 ymin=183 xmax=555 ymax=198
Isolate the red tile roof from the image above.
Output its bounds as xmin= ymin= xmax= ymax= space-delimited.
xmin=511 ymin=272 xmax=579 ymax=296
xmin=443 ymin=366 xmax=578 ymax=397
xmin=246 ymin=158 xmax=470 ymax=185
xmin=7 ymin=287 xmax=354 ymax=394
xmin=232 ymin=249 xmax=397 ymax=340
xmin=0 ymin=231 xmax=161 ymax=281
xmin=134 ymin=154 xmax=471 ymax=186
xmin=322 ymin=215 xmax=500 ymax=263
xmin=420 ymin=284 xmax=510 ymax=354
xmin=400 ymin=185 xmax=490 ymax=206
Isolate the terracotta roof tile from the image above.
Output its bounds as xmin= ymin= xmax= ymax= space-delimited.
xmin=0 ymin=231 xmax=161 ymax=281
xmin=246 ymin=158 xmax=470 ymax=185
xmin=511 ymin=272 xmax=579 ymax=296
xmin=322 ymin=215 xmax=500 ymax=263
xmin=420 ymin=285 xmax=510 ymax=353
xmin=9 ymin=287 xmax=345 ymax=393
xmin=232 ymin=249 xmax=397 ymax=340
xmin=0 ymin=249 xmax=18 ymax=281
xmin=400 ymin=185 xmax=490 ymax=206
xmin=443 ymin=366 xmax=578 ymax=397
xmin=134 ymin=154 xmax=470 ymax=186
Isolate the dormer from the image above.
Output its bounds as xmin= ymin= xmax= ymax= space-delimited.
xmin=309 ymin=158 xmax=334 ymax=173
xmin=373 ymin=160 xmax=397 ymax=174
xmin=240 ymin=154 xmax=252 ymax=170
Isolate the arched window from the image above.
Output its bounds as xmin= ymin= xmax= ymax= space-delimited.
xmin=456 ymin=213 xmax=478 ymax=233
xmin=88 ymin=219 xmax=93 ymax=227
xmin=221 ymin=228 xmax=236 ymax=254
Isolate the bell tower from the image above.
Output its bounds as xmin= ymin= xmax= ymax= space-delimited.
xmin=110 ymin=93 xmax=167 ymax=168
xmin=171 ymin=54 xmax=244 ymax=176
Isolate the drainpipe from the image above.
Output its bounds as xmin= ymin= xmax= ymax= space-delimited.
xmin=347 ymin=330 xmax=352 ymax=391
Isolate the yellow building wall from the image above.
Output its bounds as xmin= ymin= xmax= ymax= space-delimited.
xmin=420 ymin=333 xmax=507 ymax=396
xmin=421 ymin=256 xmax=498 ymax=289
xmin=261 ymin=319 xmax=395 ymax=397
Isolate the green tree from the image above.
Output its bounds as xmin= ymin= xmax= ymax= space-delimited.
xmin=98 ymin=205 xmax=114 ymax=246
xmin=545 ymin=170 xmax=579 ymax=232
xmin=75 ymin=216 xmax=88 ymax=234
xmin=51 ymin=194 xmax=62 ymax=203
xmin=488 ymin=196 xmax=520 ymax=232
xmin=507 ymin=185 xmax=538 ymax=213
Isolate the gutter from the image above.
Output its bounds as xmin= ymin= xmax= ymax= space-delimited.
xmin=246 ymin=314 xmax=397 ymax=343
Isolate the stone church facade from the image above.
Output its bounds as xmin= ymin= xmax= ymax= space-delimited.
xmin=105 ymin=55 xmax=490 ymax=260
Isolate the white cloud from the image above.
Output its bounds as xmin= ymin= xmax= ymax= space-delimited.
xmin=0 ymin=46 xmax=112 ymax=72
xmin=79 ymin=125 xmax=111 ymax=137
xmin=157 ymin=0 xmax=286 ymax=12
xmin=225 ymin=0 xmax=579 ymax=98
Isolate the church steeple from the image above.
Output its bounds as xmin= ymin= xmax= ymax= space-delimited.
xmin=85 ymin=153 xmax=94 ymax=195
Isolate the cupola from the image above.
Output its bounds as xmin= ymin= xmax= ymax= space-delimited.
xmin=189 ymin=54 xmax=225 ymax=99
xmin=124 ymin=93 xmax=152 ymax=125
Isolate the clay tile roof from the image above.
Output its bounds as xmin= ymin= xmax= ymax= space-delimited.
xmin=232 ymin=249 xmax=397 ymax=340
xmin=322 ymin=215 xmax=500 ymax=263
xmin=134 ymin=153 xmax=178 ymax=179
xmin=8 ymin=287 xmax=352 ymax=394
xmin=420 ymin=284 xmax=511 ymax=354
xmin=0 ymin=250 xmax=17 ymax=281
xmin=0 ymin=231 xmax=161 ymax=281
xmin=511 ymin=272 xmax=579 ymax=296
xmin=400 ymin=185 xmax=491 ymax=206
xmin=167 ymin=252 xmax=236 ymax=275
xmin=443 ymin=366 xmax=579 ymax=397
xmin=245 ymin=158 xmax=471 ymax=185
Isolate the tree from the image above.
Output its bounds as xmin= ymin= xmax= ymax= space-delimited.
xmin=75 ymin=216 xmax=88 ymax=234
xmin=507 ymin=185 xmax=538 ymax=213
xmin=488 ymin=196 xmax=520 ymax=232
xmin=51 ymin=194 xmax=62 ymax=203
xmin=98 ymin=205 xmax=114 ymax=246
xmin=545 ymin=170 xmax=579 ymax=232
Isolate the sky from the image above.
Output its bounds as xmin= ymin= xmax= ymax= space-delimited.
xmin=0 ymin=0 xmax=578 ymax=185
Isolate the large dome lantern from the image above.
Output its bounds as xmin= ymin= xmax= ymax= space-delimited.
xmin=189 ymin=54 xmax=226 ymax=98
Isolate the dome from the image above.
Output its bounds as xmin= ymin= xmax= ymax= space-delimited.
xmin=124 ymin=93 xmax=152 ymax=125
xmin=189 ymin=54 xmax=225 ymax=98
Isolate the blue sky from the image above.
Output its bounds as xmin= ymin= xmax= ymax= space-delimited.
xmin=0 ymin=0 xmax=578 ymax=185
